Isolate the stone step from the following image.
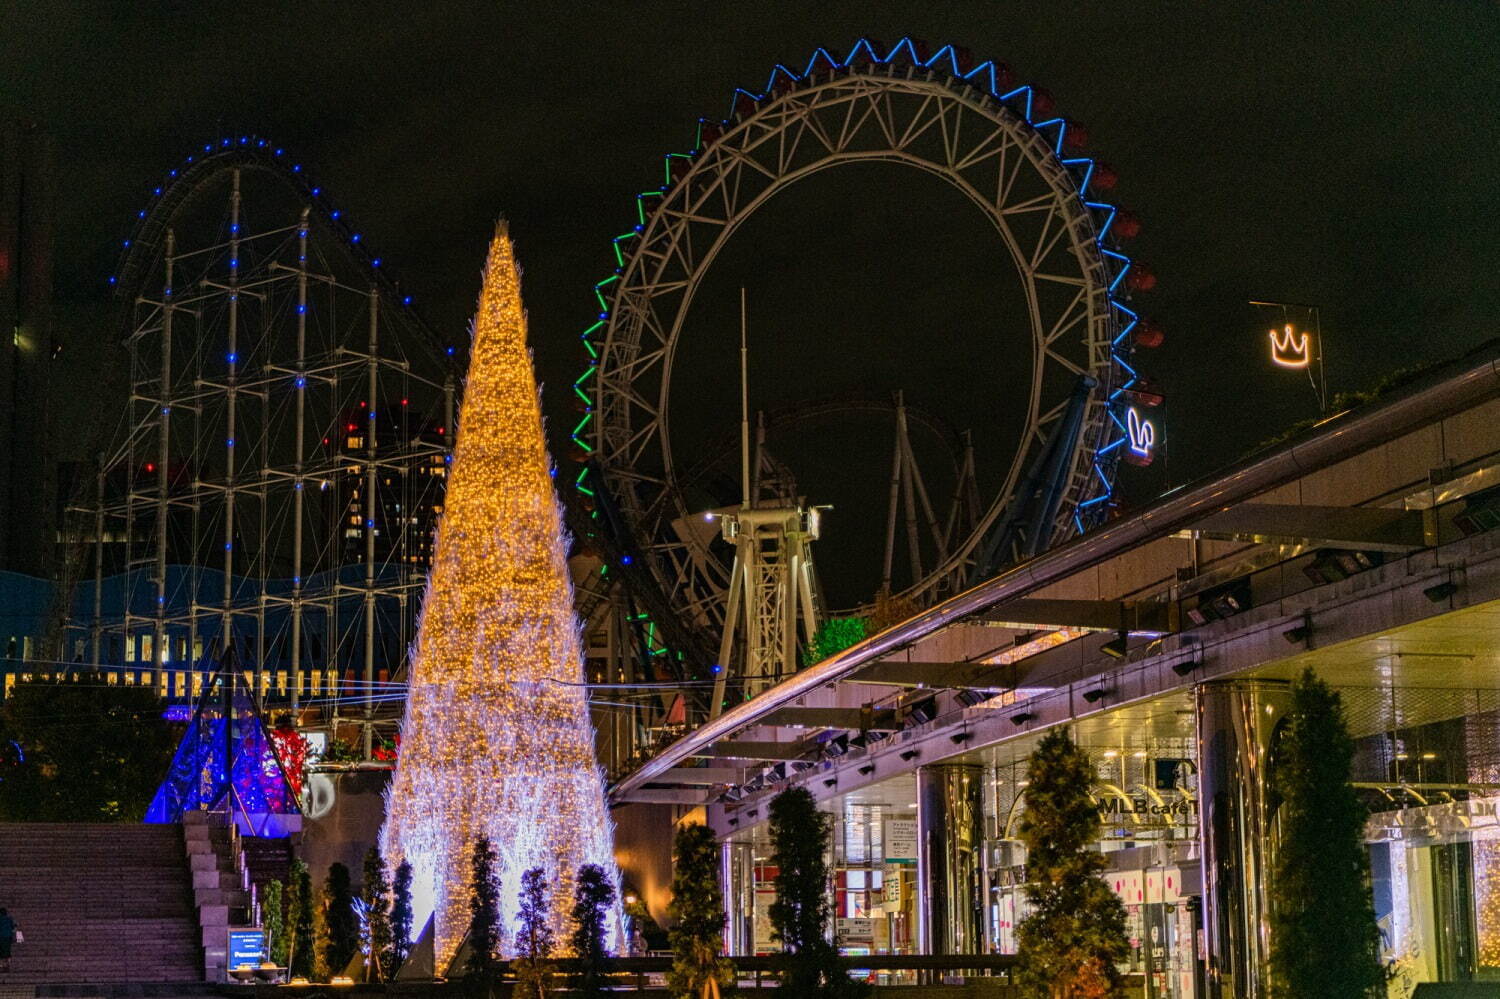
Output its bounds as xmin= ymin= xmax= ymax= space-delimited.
xmin=0 ymin=822 xmax=206 ymax=983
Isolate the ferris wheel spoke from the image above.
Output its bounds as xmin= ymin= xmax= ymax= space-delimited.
xmin=1043 ymin=347 xmax=1088 ymax=378
xmin=952 ymin=125 xmax=1013 ymax=174
xmin=609 ymin=381 xmax=660 ymax=423
xmin=772 ymin=105 xmax=805 ymax=177
xmin=1000 ymin=191 xmax=1056 ymax=217
xmin=1036 ymin=397 xmax=1071 ymax=428
xmin=606 ymin=467 xmax=667 ymax=495
xmin=840 ymin=88 xmax=892 ymax=152
xmin=603 ymin=341 xmax=666 ymax=381
xmin=722 ymin=138 xmax=782 ymax=185
xmin=1034 ymin=271 xmax=1088 ymax=287
xmin=870 ymin=89 xmax=903 ymax=150
xmin=623 ymin=428 xmax=661 ymax=468
xmin=826 ymin=89 xmax=870 ymax=154
xmin=936 ymin=97 xmax=967 ymax=171
xmin=995 ymin=144 xmax=1029 ymax=210
xmin=1029 ymin=204 xmax=1073 ymax=271
xmin=892 ymin=92 xmax=945 ymax=152
xmin=795 ymin=102 xmax=843 ymax=159
xmin=1042 ymin=287 xmax=1090 ymax=347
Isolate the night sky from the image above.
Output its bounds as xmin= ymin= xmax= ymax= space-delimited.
xmin=5 ymin=2 xmax=1498 ymax=601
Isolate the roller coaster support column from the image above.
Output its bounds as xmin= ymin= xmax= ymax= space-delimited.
xmin=153 ymin=230 xmax=174 ymax=683
xmin=291 ymin=209 xmax=308 ymax=716
xmin=222 ymin=171 xmax=241 ymax=695
xmin=363 ymin=287 xmax=380 ymax=759
xmin=91 ymin=453 xmax=104 ymax=664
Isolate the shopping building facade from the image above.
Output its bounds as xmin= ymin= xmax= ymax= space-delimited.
xmin=611 ymin=345 xmax=1500 ymax=996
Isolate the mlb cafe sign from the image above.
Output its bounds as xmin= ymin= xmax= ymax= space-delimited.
xmin=1097 ymin=794 xmax=1196 ymax=821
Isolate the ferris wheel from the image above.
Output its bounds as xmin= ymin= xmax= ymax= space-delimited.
xmin=572 ymin=38 xmax=1161 ymax=653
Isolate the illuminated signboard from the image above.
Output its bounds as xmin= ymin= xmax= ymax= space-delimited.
xmin=1268 ymin=324 xmax=1311 ymax=368
xmin=1127 ymin=407 xmax=1156 ymax=459
xmin=228 ymin=930 xmax=264 ymax=970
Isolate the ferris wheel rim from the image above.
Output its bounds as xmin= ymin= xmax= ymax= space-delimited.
xmin=574 ymin=37 xmax=1150 ymax=632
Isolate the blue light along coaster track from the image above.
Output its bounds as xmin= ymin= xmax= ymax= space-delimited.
xmin=68 ymin=135 xmax=451 ymax=723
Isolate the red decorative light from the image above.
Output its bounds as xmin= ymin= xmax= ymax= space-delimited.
xmin=1031 ymin=87 xmax=1056 ymax=115
xmin=1062 ymin=120 xmax=1089 ymax=151
xmin=269 ymin=723 xmax=309 ymax=800
xmin=1125 ymin=264 xmax=1157 ymax=293
xmin=1125 ymin=378 xmax=1165 ymax=407
xmin=1092 ymin=162 xmax=1119 ymax=190
xmin=1133 ymin=319 xmax=1164 ymax=349
xmin=1112 ymin=209 xmax=1142 ymax=240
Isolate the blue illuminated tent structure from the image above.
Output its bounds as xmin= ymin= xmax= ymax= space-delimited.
xmin=145 ymin=660 xmax=301 ymax=837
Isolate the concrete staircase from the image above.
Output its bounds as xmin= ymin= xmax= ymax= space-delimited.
xmin=238 ymin=837 xmax=291 ymax=894
xmin=0 ymin=823 xmax=202 ymax=983
xmin=179 ymin=814 xmax=257 ymax=981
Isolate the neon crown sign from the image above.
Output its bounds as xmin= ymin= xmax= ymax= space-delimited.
xmin=1269 ymin=324 xmax=1310 ymax=368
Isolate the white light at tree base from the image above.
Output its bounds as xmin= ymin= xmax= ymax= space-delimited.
xmin=381 ymin=224 xmax=622 ymax=966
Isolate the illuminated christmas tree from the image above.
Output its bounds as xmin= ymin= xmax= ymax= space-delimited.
xmin=381 ymin=223 xmax=620 ymax=967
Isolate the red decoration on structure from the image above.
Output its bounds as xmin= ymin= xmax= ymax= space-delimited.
xmin=1133 ymin=319 xmax=1165 ymax=349
xmin=1091 ymin=162 xmax=1119 ymax=190
xmin=1125 ymin=264 xmax=1157 ymax=293
xmin=269 ymin=722 xmax=309 ymax=800
xmin=1125 ymin=377 xmax=1165 ymax=407
xmin=1062 ymin=120 xmax=1089 ymax=151
xmin=1111 ymin=209 xmax=1142 ymax=240
xmin=372 ymin=733 xmax=400 ymax=763
xmin=1031 ymin=88 xmax=1056 ymax=115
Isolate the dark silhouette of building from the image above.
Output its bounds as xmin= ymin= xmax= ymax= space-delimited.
xmin=0 ymin=121 xmax=56 ymax=578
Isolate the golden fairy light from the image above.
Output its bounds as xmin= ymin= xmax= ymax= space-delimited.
xmin=381 ymin=223 xmax=621 ymax=967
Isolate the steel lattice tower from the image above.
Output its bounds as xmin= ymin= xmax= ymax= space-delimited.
xmin=72 ymin=141 xmax=452 ymax=755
